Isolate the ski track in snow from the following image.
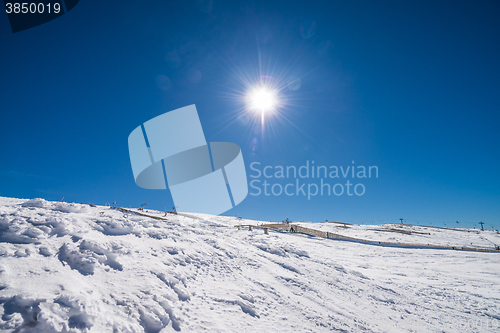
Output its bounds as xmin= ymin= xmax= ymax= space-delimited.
xmin=0 ymin=196 xmax=499 ymax=332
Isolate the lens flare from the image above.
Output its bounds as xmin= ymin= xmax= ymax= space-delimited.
xmin=248 ymin=88 xmax=277 ymax=111
xmin=287 ymin=77 xmax=301 ymax=91
xmin=218 ymin=51 xmax=309 ymax=145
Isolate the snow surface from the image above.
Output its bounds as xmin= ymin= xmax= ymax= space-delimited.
xmin=0 ymin=196 xmax=499 ymax=332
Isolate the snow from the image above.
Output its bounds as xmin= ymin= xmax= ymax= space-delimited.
xmin=0 ymin=196 xmax=499 ymax=332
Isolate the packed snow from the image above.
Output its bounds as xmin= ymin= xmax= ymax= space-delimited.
xmin=0 ymin=196 xmax=499 ymax=332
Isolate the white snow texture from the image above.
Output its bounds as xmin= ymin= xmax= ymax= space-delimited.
xmin=0 ymin=196 xmax=499 ymax=332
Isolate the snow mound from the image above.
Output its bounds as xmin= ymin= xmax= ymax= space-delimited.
xmin=21 ymin=198 xmax=47 ymax=208
xmin=54 ymin=202 xmax=88 ymax=214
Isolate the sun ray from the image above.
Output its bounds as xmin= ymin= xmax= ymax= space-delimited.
xmin=207 ymin=39 xmax=329 ymax=150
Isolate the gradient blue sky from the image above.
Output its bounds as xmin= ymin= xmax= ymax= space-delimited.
xmin=1 ymin=0 xmax=499 ymax=229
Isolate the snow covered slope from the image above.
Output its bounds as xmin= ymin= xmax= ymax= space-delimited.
xmin=1 ymin=197 xmax=499 ymax=332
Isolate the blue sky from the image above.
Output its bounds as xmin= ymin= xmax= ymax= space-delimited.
xmin=1 ymin=0 xmax=499 ymax=229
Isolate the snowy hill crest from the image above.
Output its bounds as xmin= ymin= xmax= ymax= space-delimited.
xmin=0 ymin=197 xmax=499 ymax=332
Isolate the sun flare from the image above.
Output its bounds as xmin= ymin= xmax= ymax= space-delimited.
xmin=248 ymin=88 xmax=277 ymax=111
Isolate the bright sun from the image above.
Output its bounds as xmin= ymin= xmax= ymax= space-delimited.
xmin=249 ymin=88 xmax=277 ymax=111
